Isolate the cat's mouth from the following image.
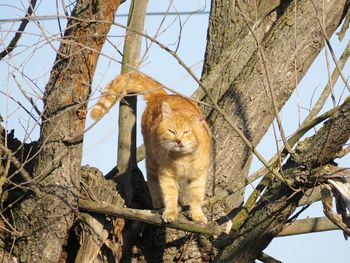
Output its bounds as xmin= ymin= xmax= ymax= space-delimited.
xmin=172 ymin=144 xmax=184 ymax=151
xmin=171 ymin=143 xmax=194 ymax=154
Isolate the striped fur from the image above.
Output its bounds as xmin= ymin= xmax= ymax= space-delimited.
xmin=90 ymin=72 xmax=211 ymax=223
xmin=91 ymin=72 xmax=167 ymax=120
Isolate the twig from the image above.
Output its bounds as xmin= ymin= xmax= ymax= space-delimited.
xmin=311 ymin=0 xmax=350 ymax=92
xmin=11 ymin=74 xmax=41 ymax=117
xmin=324 ymin=41 xmax=337 ymax=107
xmin=0 ymin=0 xmax=37 ymax=60
xmin=0 ymin=90 xmax=39 ymax=123
xmin=0 ymin=144 xmax=40 ymax=196
xmin=301 ymin=39 xmax=350 ymax=125
xmin=247 ymin=105 xmax=339 ymax=185
xmin=336 ymin=9 xmax=350 ymax=41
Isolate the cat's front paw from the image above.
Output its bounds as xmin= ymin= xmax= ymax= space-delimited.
xmin=162 ymin=209 xmax=178 ymax=222
xmin=191 ymin=210 xmax=207 ymax=224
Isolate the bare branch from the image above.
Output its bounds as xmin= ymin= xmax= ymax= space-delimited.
xmin=11 ymin=74 xmax=41 ymax=117
xmin=78 ymin=199 xmax=219 ymax=238
xmin=278 ymin=215 xmax=346 ymax=237
xmin=257 ymin=252 xmax=283 ymax=263
xmin=0 ymin=0 xmax=37 ymax=60
xmin=337 ymin=9 xmax=350 ymax=41
xmin=301 ymin=39 xmax=350 ymax=125
xmin=0 ymin=144 xmax=40 ymax=196
xmin=311 ymin=0 xmax=350 ymax=92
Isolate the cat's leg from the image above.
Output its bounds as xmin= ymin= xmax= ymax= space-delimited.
xmin=159 ymin=173 xmax=179 ymax=222
xmin=189 ymin=175 xmax=207 ymax=223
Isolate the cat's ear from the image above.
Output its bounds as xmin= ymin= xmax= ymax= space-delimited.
xmin=162 ymin=102 xmax=173 ymax=119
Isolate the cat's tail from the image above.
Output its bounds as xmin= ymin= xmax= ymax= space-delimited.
xmin=91 ymin=72 xmax=167 ymax=120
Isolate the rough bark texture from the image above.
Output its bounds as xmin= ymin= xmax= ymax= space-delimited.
xmin=75 ymin=166 xmax=124 ymax=263
xmin=111 ymin=1 xmax=151 ymax=262
xmin=217 ymin=97 xmax=350 ymax=262
xmin=115 ymin=0 xmax=149 ymax=206
xmin=159 ymin=0 xmax=349 ymax=261
xmin=10 ymin=0 xmax=121 ymax=262
xmin=1 ymin=0 xmax=350 ymax=262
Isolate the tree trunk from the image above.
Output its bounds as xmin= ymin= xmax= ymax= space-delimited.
xmin=217 ymin=97 xmax=350 ymax=262
xmin=156 ymin=0 xmax=349 ymax=261
xmin=1 ymin=0 xmax=349 ymax=262
xmin=10 ymin=1 xmax=121 ymax=262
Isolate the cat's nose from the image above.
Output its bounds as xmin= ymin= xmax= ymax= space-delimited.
xmin=175 ymin=138 xmax=181 ymax=145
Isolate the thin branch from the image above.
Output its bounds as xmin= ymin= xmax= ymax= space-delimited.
xmin=247 ymin=104 xmax=339 ymax=186
xmin=302 ymin=39 xmax=350 ymax=125
xmin=311 ymin=0 xmax=350 ymax=92
xmin=324 ymin=41 xmax=337 ymax=107
xmin=257 ymin=252 xmax=283 ymax=263
xmin=78 ymin=199 xmax=219 ymax=238
xmin=204 ymin=103 xmax=344 ymax=208
xmin=11 ymin=74 xmax=41 ymax=117
xmin=278 ymin=215 xmax=348 ymax=237
xmin=0 ymin=0 xmax=37 ymax=60
xmin=0 ymin=144 xmax=40 ymax=196
xmin=337 ymin=9 xmax=350 ymax=41
xmin=0 ymin=90 xmax=39 ymax=123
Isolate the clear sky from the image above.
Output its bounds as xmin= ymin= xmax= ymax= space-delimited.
xmin=0 ymin=1 xmax=349 ymax=262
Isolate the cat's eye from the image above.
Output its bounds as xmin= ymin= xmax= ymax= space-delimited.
xmin=183 ymin=130 xmax=191 ymax=135
xmin=168 ymin=129 xmax=176 ymax=135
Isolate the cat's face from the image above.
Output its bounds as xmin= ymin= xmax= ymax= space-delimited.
xmin=157 ymin=102 xmax=200 ymax=155
xmin=159 ymin=119 xmax=198 ymax=154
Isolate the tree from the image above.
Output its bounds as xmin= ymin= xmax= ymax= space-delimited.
xmin=0 ymin=0 xmax=349 ymax=262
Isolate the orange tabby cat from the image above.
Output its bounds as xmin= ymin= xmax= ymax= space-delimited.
xmin=91 ymin=72 xmax=211 ymax=223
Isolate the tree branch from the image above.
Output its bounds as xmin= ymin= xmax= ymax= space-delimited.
xmin=11 ymin=0 xmax=123 ymax=261
xmin=217 ymin=94 xmax=350 ymax=261
xmin=79 ymin=199 xmax=219 ymax=238
xmin=257 ymin=252 xmax=283 ymax=263
xmin=0 ymin=0 xmax=37 ymax=60
xmin=278 ymin=215 xmax=348 ymax=237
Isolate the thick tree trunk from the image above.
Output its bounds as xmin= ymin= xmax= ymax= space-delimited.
xmin=217 ymin=97 xmax=350 ymax=262
xmin=158 ymin=0 xmax=349 ymax=261
xmin=10 ymin=1 xmax=121 ymax=262
xmin=2 ymin=0 xmax=349 ymax=262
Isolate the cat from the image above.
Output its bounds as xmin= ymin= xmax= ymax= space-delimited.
xmin=91 ymin=72 xmax=211 ymax=223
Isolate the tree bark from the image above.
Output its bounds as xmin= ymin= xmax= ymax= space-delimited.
xmin=216 ymin=97 xmax=350 ymax=263
xmin=159 ymin=0 xmax=349 ymax=261
xmin=115 ymin=0 xmax=149 ymax=206
xmin=1 ymin=0 xmax=349 ymax=262
xmin=10 ymin=1 xmax=121 ymax=262
xmin=111 ymin=1 xmax=151 ymax=261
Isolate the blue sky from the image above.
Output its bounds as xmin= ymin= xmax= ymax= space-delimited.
xmin=0 ymin=1 xmax=349 ymax=262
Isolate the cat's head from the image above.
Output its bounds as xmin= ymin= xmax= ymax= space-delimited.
xmin=156 ymin=102 xmax=203 ymax=155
